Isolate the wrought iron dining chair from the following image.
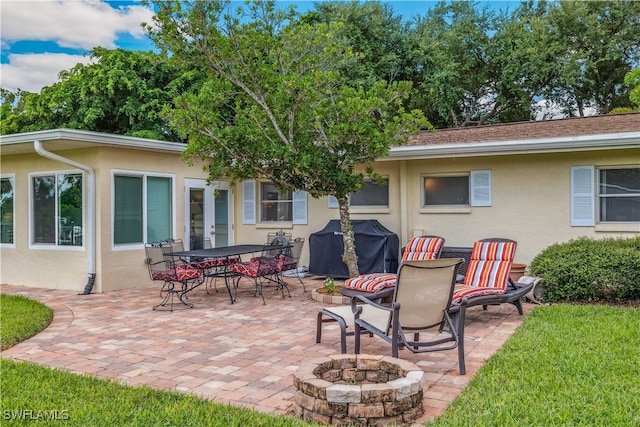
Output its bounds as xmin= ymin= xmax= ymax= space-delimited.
xmin=145 ymin=240 xmax=203 ymax=311
xmin=229 ymin=240 xmax=289 ymax=304
xmin=278 ymin=237 xmax=306 ymax=292
xmin=193 ymin=237 xmax=240 ymax=295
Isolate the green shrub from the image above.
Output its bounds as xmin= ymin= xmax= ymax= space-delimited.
xmin=529 ymin=236 xmax=640 ymax=303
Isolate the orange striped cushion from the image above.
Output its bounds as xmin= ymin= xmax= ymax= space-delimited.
xmin=451 ymin=285 xmax=505 ymax=304
xmin=402 ymin=236 xmax=444 ymax=261
xmin=461 ymin=241 xmax=516 ymax=290
xmin=345 ymin=273 xmax=398 ymax=292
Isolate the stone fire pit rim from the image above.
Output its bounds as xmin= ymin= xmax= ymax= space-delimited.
xmin=292 ymin=353 xmax=425 ymax=404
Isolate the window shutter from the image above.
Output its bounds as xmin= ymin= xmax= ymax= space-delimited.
xmin=571 ymin=166 xmax=595 ymax=226
xmin=328 ymin=195 xmax=338 ymax=208
xmin=242 ymin=180 xmax=256 ymax=224
xmin=470 ymin=170 xmax=492 ymax=207
xmin=292 ymin=190 xmax=307 ymax=224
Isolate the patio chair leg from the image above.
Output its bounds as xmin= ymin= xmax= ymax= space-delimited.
xmin=453 ymin=308 xmax=467 ymax=375
xmin=295 ymin=272 xmax=307 ymax=292
xmin=316 ymin=312 xmax=323 ymax=344
xmin=153 ymin=282 xmax=194 ymax=312
xmin=511 ymin=298 xmax=524 ymax=315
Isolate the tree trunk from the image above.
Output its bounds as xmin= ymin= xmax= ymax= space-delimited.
xmin=337 ymin=196 xmax=359 ymax=277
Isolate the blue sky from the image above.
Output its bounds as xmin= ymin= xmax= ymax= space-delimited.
xmin=1 ymin=1 xmax=517 ymax=94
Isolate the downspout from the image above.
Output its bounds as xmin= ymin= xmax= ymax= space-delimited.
xmin=34 ymin=140 xmax=96 ymax=294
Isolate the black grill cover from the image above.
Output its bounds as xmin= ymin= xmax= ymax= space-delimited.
xmin=309 ymin=220 xmax=399 ymax=278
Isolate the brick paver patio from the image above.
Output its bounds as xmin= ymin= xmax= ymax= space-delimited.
xmin=1 ymin=277 xmax=533 ymax=424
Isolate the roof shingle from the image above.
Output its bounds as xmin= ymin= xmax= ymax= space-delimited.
xmin=408 ymin=113 xmax=640 ymax=146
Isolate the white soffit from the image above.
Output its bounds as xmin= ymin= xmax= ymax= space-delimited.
xmin=0 ymin=129 xmax=186 ymax=155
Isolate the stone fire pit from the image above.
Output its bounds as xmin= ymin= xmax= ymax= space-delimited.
xmin=292 ymin=354 xmax=424 ymax=426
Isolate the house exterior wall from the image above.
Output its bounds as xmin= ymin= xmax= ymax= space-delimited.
xmin=95 ymin=147 xmax=198 ymax=293
xmin=233 ymin=147 xmax=638 ymax=271
xmin=1 ymin=150 xmax=97 ymax=291
xmin=0 ymin=146 xmax=209 ymax=293
xmin=231 ymin=161 xmax=405 ymax=269
xmin=2 ymin=129 xmax=638 ymax=293
xmin=400 ymin=148 xmax=640 ymax=264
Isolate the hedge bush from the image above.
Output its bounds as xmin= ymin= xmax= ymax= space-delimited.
xmin=529 ymin=236 xmax=640 ymax=303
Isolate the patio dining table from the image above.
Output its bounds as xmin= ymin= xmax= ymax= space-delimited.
xmin=167 ymin=244 xmax=285 ymax=304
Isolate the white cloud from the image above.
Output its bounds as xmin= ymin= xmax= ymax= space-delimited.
xmin=1 ymin=0 xmax=154 ymax=49
xmin=1 ymin=53 xmax=94 ymax=93
xmin=0 ymin=0 xmax=155 ymax=93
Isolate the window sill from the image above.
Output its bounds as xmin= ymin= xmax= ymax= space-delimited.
xmin=595 ymin=223 xmax=640 ymax=233
xmin=419 ymin=206 xmax=471 ymax=214
xmin=256 ymin=223 xmax=293 ymax=229
xmin=349 ymin=207 xmax=391 ymax=214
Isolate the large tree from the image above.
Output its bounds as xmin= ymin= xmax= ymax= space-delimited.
xmin=1 ymin=48 xmax=201 ymax=140
xmin=625 ymin=68 xmax=640 ymax=110
xmin=408 ymin=1 xmax=505 ymax=127
xmin=534 ymin=0 xmax=640 ymax=116
xmin=300 ymin=1 xmax=412 ymax=89
xmin=146 ymin=0 xmax=428 ymax=276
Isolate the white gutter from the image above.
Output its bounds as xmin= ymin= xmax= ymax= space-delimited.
xmin=34 ymin=140 xmax=96 ymax=294
xmin=384 ymin=131 xmax=640 ymax=161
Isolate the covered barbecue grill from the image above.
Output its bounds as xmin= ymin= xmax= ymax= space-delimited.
xmin=309 ymin=220 xmax=399 ymax=278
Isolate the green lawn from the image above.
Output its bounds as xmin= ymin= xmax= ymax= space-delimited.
xmin=428 ymin=304 xmax=640 ymax=426
xmin=0 ymin=294 xmax=53 ymax=350
xmin=2 ymin=294 xmax=639 ymax=426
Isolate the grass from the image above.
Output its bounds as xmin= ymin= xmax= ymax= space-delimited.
xmin=428 ymin=304 xmax=640 ymax=426
xmin=0 ymin=294 xmax=53 ymax=350
xmin=2 ymin=295 xmax=640 ymax=426
xmin=0 ymin=359 xmax=313 ymax=426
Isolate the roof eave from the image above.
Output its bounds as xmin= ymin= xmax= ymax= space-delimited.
xmin=384 ymin=131 xmax=640 ymax=161
xmin=0 ymin=128 xmax=186 ymax=154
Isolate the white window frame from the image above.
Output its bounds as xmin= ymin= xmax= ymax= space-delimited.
xmin=259 ymin=181 xmax=294 ymax=222
xmin=597 ymin=166 xmax=640 ymax=224
xmin=28 ymin=169 xmax=84 ymax=250
xmin=243 ymin=180 xmax=307 ymax=225
xmin=111 ymin=169 xmax=176 ymax=250
xmin=349 ymin=178 xmax=390 ymax=208
xmin=1 ymin=174 xmax=16 ymax=248
xmin=422 ymin=170 xmax=492 ymax=209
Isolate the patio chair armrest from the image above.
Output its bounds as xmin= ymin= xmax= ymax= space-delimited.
xmin=340 ymin=286 xmax=395 ymax=303
xmin=351 ymin=294 xmax=395 ymax=315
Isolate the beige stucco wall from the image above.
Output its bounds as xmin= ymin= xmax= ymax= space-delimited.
xmin=2 ymin=142 xmax=638 ymax=293
xmin=232 ymin=161 xmax=405 ymax=269
xmin=1 ymin=150 xmax=98 ymax=291
xmin=399 ymin=148 xmax=640 ymax=264
xmin=235 ymin=148 xmax=639 ymax=270
xmin=0 ymin=146 xmax=210 ymax=293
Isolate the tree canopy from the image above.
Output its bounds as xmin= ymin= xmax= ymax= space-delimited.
xmin=146 ymin=0 xmax=428 ymax=276
xmin=2 ymin=0 xmax=639 ymax=136
xmin=1 ymin=48 xmax=202 ymax=140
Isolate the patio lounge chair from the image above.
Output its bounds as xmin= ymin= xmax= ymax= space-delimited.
xmin=316 ymin=236 xmax=445 ymax=352
xmin=342 ymin=235 xmax=445 ymax=294
xmin=452 ymin=238 xmax=533 ymax=315
xmin=352 ymin=258 xmax=467 ymax=375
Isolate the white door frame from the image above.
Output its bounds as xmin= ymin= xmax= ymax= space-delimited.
xmin=184 ymin=179 xmax=233 ymax=248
